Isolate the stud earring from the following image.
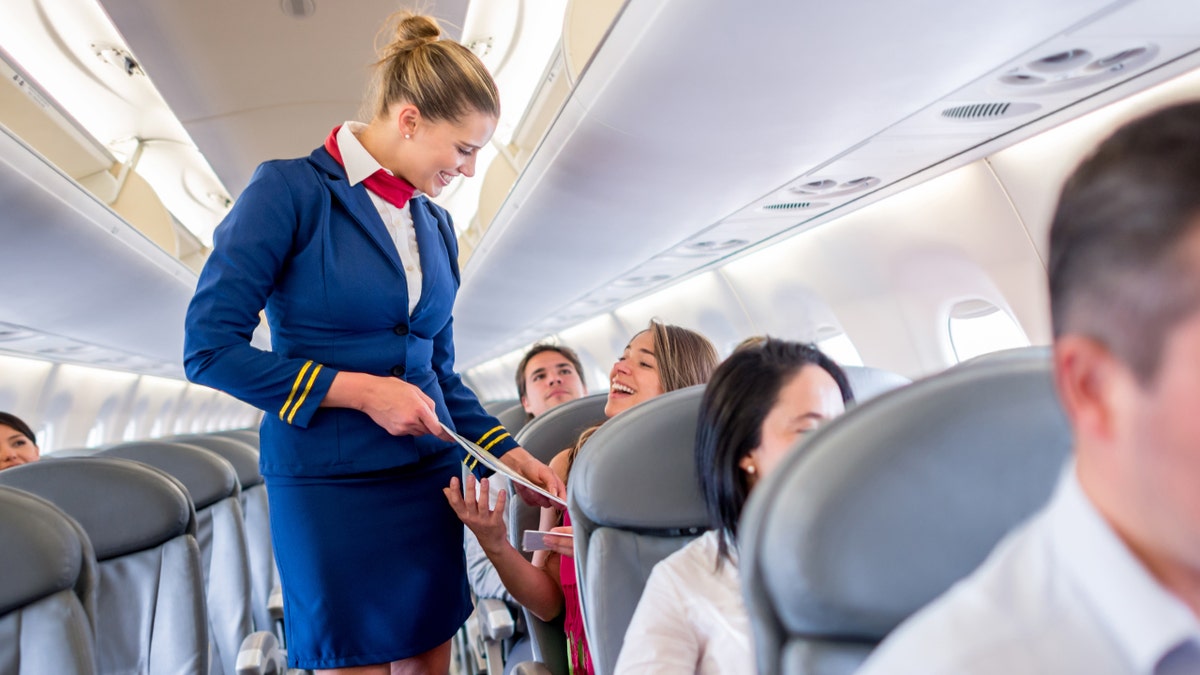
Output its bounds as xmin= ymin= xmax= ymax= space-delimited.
xmin=746 ymin=464 xmax=756 ymax=474
xmin=404 ymin=133 xmax=412 ymax=139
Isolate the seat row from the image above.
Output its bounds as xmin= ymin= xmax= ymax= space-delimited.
xmin=0 ymin=429 xmax=275 ymax=675
xmin=476 ymin=347 xmax=1068 ymax=675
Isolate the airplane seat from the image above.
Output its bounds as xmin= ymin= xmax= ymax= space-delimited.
xmin=840 ymin=365 xmax=911 ymax=405
xmin=497 ymin=403 xmax=531 ymax=437
xmin=504 ymin=393 xmax=609 ymax=674
xmin=483 ymin=398 xmax=520 ymax=417
xmin=739 ymin=351 xmax=1070 ymax=674
xmin=174 ymin=434 xmax=279 ymax=636
xmin=99 ymin=441 xmax=254 ymax=675
xmin=954 ymin=344 xmax=1052 ymax=369
xmin=0 ymin=457 xmax=209 ymax=674
xmin=213 ymin=428 xmax=261 ymax=449
xmin=0 ymin=485 xmax=98 ymax=675
xmin=567 ymin=385 xmax=709 ymax=675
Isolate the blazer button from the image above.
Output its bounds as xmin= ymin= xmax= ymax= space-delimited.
xmin=393 ymin=324 xmax=409 ymax=336
xmin=391 ymin=365 xmax=406 ymax=378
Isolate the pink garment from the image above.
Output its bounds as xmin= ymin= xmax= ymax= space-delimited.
xmin=560 ymin=511 xmax=595 ymax=675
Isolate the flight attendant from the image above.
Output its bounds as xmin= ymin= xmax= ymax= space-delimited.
xmin=183 ymin=10 xmax=563 ymax=674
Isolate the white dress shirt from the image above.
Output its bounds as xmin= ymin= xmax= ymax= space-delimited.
xmin=614 ymin=530 xmax=756 ymax=675
xmin=336 ymin=122 xmax=422 ymax=314
xmin=858 ymin=464 xmax=1200 ymax=675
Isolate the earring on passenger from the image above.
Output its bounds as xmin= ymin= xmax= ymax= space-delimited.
xmin=404 ymin=133 xmax=411 ymax=139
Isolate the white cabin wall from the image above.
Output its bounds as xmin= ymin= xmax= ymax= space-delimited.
xmin=987 ymin=67 xmax=1200 ymax=268
xmin=0 ymin=353 xmax=259 ymax=452
xmin=612 ymin=272 xmax=756 ymax=357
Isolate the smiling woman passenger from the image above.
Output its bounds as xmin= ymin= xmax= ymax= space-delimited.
xmin=614 ymin=338 xmax=854 ymax=675
xmin=446 ymin=319 xmax=718 ymax=675
xmin=0 ymin=412 xmax=39 ymax=471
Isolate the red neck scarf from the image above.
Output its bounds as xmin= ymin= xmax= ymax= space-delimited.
xmin=324 ymin=125 xmax=416 ymax=209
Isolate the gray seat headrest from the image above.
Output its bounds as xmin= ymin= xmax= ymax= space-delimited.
xmin=0 ymin=457 xmax=196 ymax=560
xmin=741 ymin=352 xmax=1070 ymax=671
xmin=956 ymin=344 xmax=1051 ymax=368
xmin=0 ymin=486 xmax=88 ymax=616
xmin=213 ymin=429 xmax=260 ymax=450
xmin=571 ymin=385 xmax=707 ymax=531
xmin=497 ymin=404 xmax=531 ymax=437
xmin=482 ymin=398 xmax=519 ymax=416
xmin=100 ymin=441 xmax=239 ymax=510
xmin=515 ymin=393 xmax=609 ymax=463
xmin=842 ymin=365 xmax=910 ymax=404
xmin=172 ymin=435 xmax=262 ymax=489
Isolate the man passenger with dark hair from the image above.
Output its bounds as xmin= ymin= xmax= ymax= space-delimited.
xmin=514 ymin=343 xmax=587 ymax=419
xmin=465 ymin=343 xmax=587 ymax=670
xmin=859 ymin=102 xmax=1200 ymax=673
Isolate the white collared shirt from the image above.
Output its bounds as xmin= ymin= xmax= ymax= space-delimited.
xmin=858 ymin=464 xmax=1200 ymax=675
xmin=336 ymin=122 xmax=422 ymax=314
xmin=614 ymin=530 xmax=755 ymax=675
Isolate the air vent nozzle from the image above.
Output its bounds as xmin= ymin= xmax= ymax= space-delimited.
xmin=762 ymin=201 xmax=825 ymax=211
xmin=941 ymin=102 xmax=1040 ymax=121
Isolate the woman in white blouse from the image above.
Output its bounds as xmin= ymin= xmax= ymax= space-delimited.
xmin=614 ymin=338 xmax=855 ymax=674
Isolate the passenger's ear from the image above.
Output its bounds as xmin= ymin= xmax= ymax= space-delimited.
xmin=521 ymin=396 xmax=532 ymax=415
xmin=1054 ymin=335 xmax=1121 ymax=443
xmin=738 ymin=454 xmax=758 ymax=477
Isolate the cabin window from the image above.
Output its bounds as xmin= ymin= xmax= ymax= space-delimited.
xmin=948 ymin=300 xmax=1030 ymax=363
xmin=816 ymin=333 xmax=864 ymax=367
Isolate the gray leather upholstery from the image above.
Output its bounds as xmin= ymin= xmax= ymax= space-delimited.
xmin=213 ymin=429 xmax=260 ymax=449
xmin=497 ymin=403 xmax=531 ymax=437
xmin=841 ymin=365 xmax=910 ymax=404
xmin=483 ymin=398 xmax=520 ymax=416
xmin=175 ymin=434 xmax=278 ymax=635
xmin=101 ymin=441 xmax=254 ymax=675
xmin=740 ymin=352 xmax=1070 ymax=674
xmin=510 ymin=393 xmax=608 ymax=672
xmin=568 ymin=386 xmax=708 ymax=675
xmin=0 ymin=486 xmax=97 ymax=675
xmin=0 ymin=457 xmax=208 ymax=674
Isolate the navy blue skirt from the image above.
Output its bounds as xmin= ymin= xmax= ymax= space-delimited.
xmin=266 ymin=451 xmax=470 ymax=669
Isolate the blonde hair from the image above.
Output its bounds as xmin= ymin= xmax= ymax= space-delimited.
xmin=370 ymin=11 xmax=500 ymax=122
xmin=564 ymin=320 xmax=718 ymax=481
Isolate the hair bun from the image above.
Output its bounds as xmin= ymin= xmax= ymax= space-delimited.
xmin=381 ymin=12 xmax=442 ymax=59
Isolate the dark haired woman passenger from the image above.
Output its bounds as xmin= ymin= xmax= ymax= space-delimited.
xmin=0 ymin=412 xmax=39 ymax=471
xmin=613 ymin=339 xmax=854 ymax=674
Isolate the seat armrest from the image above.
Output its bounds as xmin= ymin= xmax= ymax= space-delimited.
xmin=236 ymin=630 xmax=287 ymax=675
xmin=268 ymin=585 xmax=283 ymax=621
xmin=477 ymin=597 xmax=515 ymax=642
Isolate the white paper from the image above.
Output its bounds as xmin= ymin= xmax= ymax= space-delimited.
xmin=442 ymin=422 xmax=567 ymax=508
xmin=522 ymin=529 xmax=574 ymax=552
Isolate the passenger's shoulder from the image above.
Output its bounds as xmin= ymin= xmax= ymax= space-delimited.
xmin=549 ymin=448 xmax=571 ymax=482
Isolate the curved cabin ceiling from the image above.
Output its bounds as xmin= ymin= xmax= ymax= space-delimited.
xmin=3 ymin=0 xmax=1200 ymax=378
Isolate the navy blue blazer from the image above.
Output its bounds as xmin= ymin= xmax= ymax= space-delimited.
xmin=184 ymin=145 xmax=518 ymax=477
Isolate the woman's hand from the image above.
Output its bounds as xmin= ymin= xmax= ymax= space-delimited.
xmin=499 ymin=447 xmax=567 ymax=508
xmin=541 ymin=526 xmax=575 ymax=558
xmin=324 ymin=372 xmax=450 ymax=439
xmin=443 ymin=475 xmax=509 ymax=554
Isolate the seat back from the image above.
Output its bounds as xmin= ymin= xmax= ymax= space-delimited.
xmin=497 ymin=403 xmax=531 ymax=437
xmin=841 ymin=365 xmax=910 ymax=405
xmin=510 ymin=393 xmax=608 ymax=671
xmin=568 ymin=386 xmax=708 ymax=675
xmin=483 ymin=398 xmax=520 ymax=416
xmin=99 ymin=441 xmax=253 ymax=675
xmin=174 ymin=434 xmax=278 ymax=634
xmin=212 ymin=428 xmax=261 ymax=449
xmin=740 ymin=352 xmax=1071 ymax=675
xmin=0 ymin=457 xmax=207 ymax=674
xmin=0 ymin=486 xmax=97 ymax=675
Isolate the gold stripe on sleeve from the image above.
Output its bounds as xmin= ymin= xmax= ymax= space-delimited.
xmin=279 ymin=361 xmax=313 ymax=420
xmin=476 ymin=425 xmax=505 ymax=446
xmin=481 ymin=432 xmax=511 ymax=453
xmin=286 ymin=364 xmax=324 ymax=424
